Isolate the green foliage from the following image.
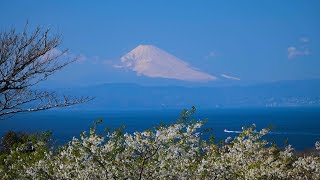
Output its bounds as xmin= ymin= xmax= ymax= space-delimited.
xmin=0 ymin=131 xmax=53 ymax=178
xmin=0 ymin=107 xmax=319 ymax=179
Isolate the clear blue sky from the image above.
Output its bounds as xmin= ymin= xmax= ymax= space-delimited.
xmin=1 ymin=0 xmax=320 ymax=85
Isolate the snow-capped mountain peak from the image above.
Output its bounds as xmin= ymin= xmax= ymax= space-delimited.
xmin=119 ymin=45 xmax=216 ymax=81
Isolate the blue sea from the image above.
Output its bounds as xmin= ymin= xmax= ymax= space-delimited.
xmin=1 ymin=107 xmax=320 ymax=151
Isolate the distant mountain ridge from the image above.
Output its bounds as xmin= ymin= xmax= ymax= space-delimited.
xmin=62 ymin=79 xmax=320 ymax=110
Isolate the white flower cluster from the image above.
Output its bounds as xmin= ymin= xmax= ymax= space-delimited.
xmin=1 ymin=120 xmax=319 ymax=179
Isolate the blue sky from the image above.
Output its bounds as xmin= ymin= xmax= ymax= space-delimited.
xmin=1 ymin=0 xmax=320 ymax=86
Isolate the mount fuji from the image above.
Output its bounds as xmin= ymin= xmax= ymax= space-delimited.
xmin=117 ymin=45 xmax=216 ymax=82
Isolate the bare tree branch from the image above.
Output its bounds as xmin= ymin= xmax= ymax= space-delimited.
xmin=0 ymin=25 xmax=91 ymax=119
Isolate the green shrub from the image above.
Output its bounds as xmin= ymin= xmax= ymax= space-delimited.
xmin=0 ymin=108 xmax=319 ymax=179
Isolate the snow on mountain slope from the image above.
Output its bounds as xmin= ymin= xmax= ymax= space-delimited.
xmin=118 ymin=45 xmax=216 ymax=81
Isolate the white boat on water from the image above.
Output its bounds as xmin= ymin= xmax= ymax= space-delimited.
xmin=223 ymin=129 xmax=242 ymax=133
